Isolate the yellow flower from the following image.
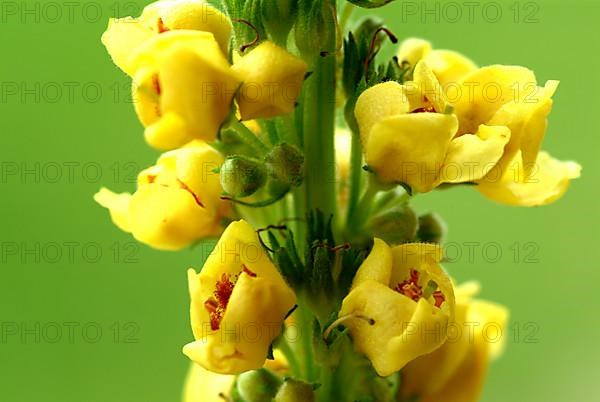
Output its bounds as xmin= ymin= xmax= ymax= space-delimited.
xmin=398 ymin=38 xmax=477 ymax=86
xmin=183 ymin=220 xmax=297 ymax=374
xmin=232 ymin=41 xmax=308 ymax=120
xmin=130 ymin=31 xmax=240 ymax=149
xmin=335 ymin=127 xmax=352 ymax=203
xmin=400 ymin=282 xmax=509 ymax=402
xmin=339 ymin=239 xmax=455 ymax=376
xmin=355 ymin=61 xmax=510 ymax=193
xmin=451 ymin=65 xmax=581 ymax=205
xmin=94 ymin=140 xmax=229 ymax=250
xmin=101 ymin=0 xmax=231 ymax=75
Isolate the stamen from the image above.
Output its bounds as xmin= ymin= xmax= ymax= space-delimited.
xmin=395 ymin=269 xmax=423 ymax=302
xmin=432 ymin=290 xmax=445 ymax=308
xmin=232 ymin=19 xmax=260 ymax=53
xmin=157 ymin=18 xmax=170 ymax=33
xmin=242 ymin=264 xmax=257 ymax=278
xmin=364 ymin=27 xmax=398 ymax=75
xmin=323 ymin=314 xmax=375 ymax=341
xmin=203 ymin=267 xmax=258 ymax=330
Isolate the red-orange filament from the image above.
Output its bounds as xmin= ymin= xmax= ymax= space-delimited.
xmin=411 ymin=106 xmax=437 ymax=113
xmin=204 ymin=266 xmax=257 ymax=330
xmin=157 ymin=18 xmax=170 ymax=33
xmin=432 ymin=290 xmax=445 ymax=308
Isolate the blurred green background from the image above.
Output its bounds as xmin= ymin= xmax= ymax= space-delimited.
xmin=0 ymin=0 xmax=598 ymax=401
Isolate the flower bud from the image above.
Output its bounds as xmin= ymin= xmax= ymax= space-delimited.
xmin=265 ymin=143 xmax=305 ymax=188
xmin=347 ymin=0 xmax=399 ymax=8
xmin=294 ymin=1 xmax=336 ymax=57
xmin=274 ymin=378 xmax=316 ymax=402
xmin=261 ymin=0 xmax=298 ymax=45
xmin=417 ymin=213 xmax=447 ymax=244
xmin=366 ymin=204 xmax=418 ymax=245
xmin=220 ymin=156 xmax=267 ymax=198
xmin=235 ymin=369 xmax=282 ymax=402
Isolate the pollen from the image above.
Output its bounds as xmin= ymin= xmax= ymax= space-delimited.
xmin=395 ymin=269 xmax=423 ymax=302
xmin=204 ymin=266 xmax=258 ymax=330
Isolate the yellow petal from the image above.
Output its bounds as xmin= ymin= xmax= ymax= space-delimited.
xmin=365 ymin=113 xmax=458 ymax=193
xmin=351 ymin=238 xmax=393 ymax=288
xmin=232 ymin=41 xmax=308 ymax=120
xmin=469 ymin=300 xmax=510 ymax=361
xmin=128 ymin=184 xmax=218 ymax=250
xmin=397 ymin=38 xmax=432 ymax=66
xmin=420 ymin=336 xmax=490 ymax=402
xmin=101 ymin=18 xmax=154 ymax=76
xmin=93 ymin=187 xmax=132 ymax=232
xmin=413 ymin=61 xmax=448 ymax=113
xmin=477 ymin=151 xmax=581 ymax=206
xmin=401 ymin=300 xmax=473 ymax=397
xmin=354 ymin=81 xmax=410 ymax=147
xmin=488 ymin=80 xmax=559 ymax=175
xmin=130 ymin=31 xmax=240 ymax=149
xmin=453 ymin=65 xmax=537 ymax=135
xmin=439 ymin=125 xmax=511 ymax=184
xmin=425 ymin=49 xmax=477 ymax=86
xmin=182 ymin=363 xmax=234 ymax=402
xmin=140 ymin=0 xmax=232 ymax=54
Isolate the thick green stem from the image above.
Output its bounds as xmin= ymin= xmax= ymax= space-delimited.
xmin=344 ymin=101 xmax=363 ymax=226
xmin=303 ymin=54 xmax=337 ymax=221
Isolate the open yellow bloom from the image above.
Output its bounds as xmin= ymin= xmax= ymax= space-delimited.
xmin=451 ymin=65 xmax=581 ymax=205
xmin=400 ymin=282 xmax=509 ymax=402
xmin=397 ymin=38 xmax=477 ymax=86
xmin=339 ymin=239 xmax=455 ymax=376
xmin=129 ymin=31 xmax=240 ymax=149
xmin=94 ymin=141 xmax=229 ymax=250
xmin=232 ymin=41 xmax=308 ymax=120
xmin=355 ymin=61 xmax=510 ymax=193
xmin=183 ymin=220 xmax=297 ymax=374
xmin=101 ymin=0 xmax=231 ymax=75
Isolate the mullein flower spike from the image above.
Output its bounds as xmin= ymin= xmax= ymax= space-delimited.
xmin=94 ymin=1 xmax=580 ymax=401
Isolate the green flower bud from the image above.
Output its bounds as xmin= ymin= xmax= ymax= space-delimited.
xmin=220 ymin=156 xmax=267 ymax=197
xmin=235 ymin=369 xmax=282 ymax=402
xmin=274 ymin=378 xmax=316 ymax=402
xmin=347 ymin=0 xmax=398 ymax=8
xmin=417 ymin=213 xmax=447 ymax=244
xmin=294 ymin=0 xmax=336 ymax=57
xmin=366 ymin=204 xmax=418 ymax=245
xmin=265 ymin=143 xmax=304 ymax=188
xmin=260 ymin=0 xmax=298 ymax=45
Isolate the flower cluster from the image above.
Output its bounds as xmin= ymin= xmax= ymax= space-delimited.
xmin=94 ymin=1 xmax=579 ymax=402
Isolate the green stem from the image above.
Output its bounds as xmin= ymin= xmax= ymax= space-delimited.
xmin=302 ymin=52 xmax=336 ymax=222
xmin=276 ymin=338 xmax=302 ymax=378
xmin=347 ymin=177 xmax=381 ymax=236
xmin=344 ymin=101 xmax=363 ymax=226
